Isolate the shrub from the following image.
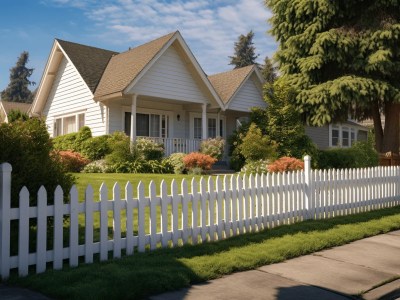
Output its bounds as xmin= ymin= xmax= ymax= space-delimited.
xmin=134 ymin=138 xmax=164 ymax=161
xmin=268 ymin=157 xmax=304 ymax=173
xmin=7 ymin=109 xmax=29 ymax=123
xmin=52 ymin=132 xmax=79 ymax=151
xmin=183 ymin=152 xmax=217 ymax=172
xmin=241 ymin=159 xmax=270 ymax=175
xmin=82 ymin=160 xmax=110 ymax=173
xmin=0 ymin=118 xmax=75 ymax=206
xmin=238 ymin=123 xmax=277 ymax=162
xmin=200 ymin=137 xmax=225 ymax=160
xmin=105 ymin=133 xmax=136 ymax=166
xmin=167 ymin=153 xmax=187 ymax=174
xmin=74 ymin=126 xmax=92 ymax=151
xmin=81 ymin=135 xmax=111 ymax=160
xmin=57 ymin=150 xmax=90 ymax=172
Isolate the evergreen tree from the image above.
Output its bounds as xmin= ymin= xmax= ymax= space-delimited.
xmin=1 ymin=51 xmax=35 ymax=103
xmin=229 ymin=30 xmax=259 ymax=68
xmin=266 ymin=0 xmax=400 ymax=153
xmin=262 ymin=56 xmax=277 ymax=83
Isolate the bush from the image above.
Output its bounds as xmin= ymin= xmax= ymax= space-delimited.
xmin=268 ymin=157 xmax=304 ymax=173
xmin=183 ymin=152 xmax=217 ymax=173
xmin=57 ymin=150 xmax=90 ymax=172
xmin=200 ymin=137 xmax=225 ymax=160
xmin=167 ymin=153 xmax=187 ymax=174
xmin=0 ymin=118 xmax=75 ymax=206
xmin=52 ymin=132 xmax=79 ymax=151
xmin=82 ymin=160 xmax=110 ymax=173
xmin=238 ymin=123 xmax=277 ymax=162
xmin=7 ymin=109 xmax=29 ymax=123
xmin=241 ymin=159 xmax=270 ymax=175
xmin=134 ymin=138 xmax=164 ymax=161
xmin=74 ymin=126 xmax=92 ymax=151
xmin=81 ymin=135 xmax=111 ymax=160
xmin=105 ymin=133 xmax=136 ymax=166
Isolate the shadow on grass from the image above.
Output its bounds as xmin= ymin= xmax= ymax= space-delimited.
xmin=7 ymin=206 xmax=400 ymax=300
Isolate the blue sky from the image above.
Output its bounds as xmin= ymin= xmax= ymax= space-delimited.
xmin=0 ymin=0 xmax=276 ymax=92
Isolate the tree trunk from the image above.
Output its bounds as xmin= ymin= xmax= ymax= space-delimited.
xmin=372 ymin=101 xmax=383 ymax=152
xmin=379 ymin=102 xmax=400 ymax=154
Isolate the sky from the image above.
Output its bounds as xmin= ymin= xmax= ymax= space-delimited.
xmin=0 ymin=0 xmax=277 ymax=92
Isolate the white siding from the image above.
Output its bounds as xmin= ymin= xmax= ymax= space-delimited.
xmin=229 ymin=77 xmax=265 ymax=112
xmin=132 ymin=46 xmax=209 ymax=104
xmin=43 ymin=57 xmax=105 ymax=137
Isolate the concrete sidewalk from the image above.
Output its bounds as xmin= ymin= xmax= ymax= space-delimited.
xmin=1 ymin=231 xmax=399 ymax=300
xmin=151 ymin=230 xmax=400 ymax=300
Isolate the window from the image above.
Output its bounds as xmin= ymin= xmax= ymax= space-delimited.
xmin=208 ymin=118 xmax=216 ymax=138
xmin=342 ymin=127 xmax=349 ymax=147
xmin=194 ymin=118 xmax=202 ymax=139
xmin=350 ymin=128 xmax=356 ymax=145
xmin=125 ymin=112 xmax=168 ymax=138
xmin=53 ymin=113 xmax=85 ymax=137
xmin=330 ymin=124 xmax=364 ymax=148
xmin=332 ymin=126 xmax=340 ymax=146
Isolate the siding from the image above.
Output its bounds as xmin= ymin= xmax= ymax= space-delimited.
xmin=305 ymin=125 xmax=330 ymax=150
xmin=132 ymin=46 xmax=209 ymax=104
xmin=229 ymin=77 xmax=265 ymax=112
xmin=43 ymin=57 xmax=105 ymax=137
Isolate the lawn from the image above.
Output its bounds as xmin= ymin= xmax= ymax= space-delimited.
xmin=8 ymin=205 xmax=400 ymax=300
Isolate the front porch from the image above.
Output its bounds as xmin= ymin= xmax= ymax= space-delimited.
xmin=140 ymin=137 xmax=201 ymax=156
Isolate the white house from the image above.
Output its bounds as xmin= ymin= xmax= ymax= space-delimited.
xmin=31 ymin=31 xmax=368 ymax=156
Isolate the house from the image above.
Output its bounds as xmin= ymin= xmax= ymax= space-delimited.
xmin=0 ymin=100 xmax=31 ymax=123
xmin=30 ymin=31 xmax=264 ymax=156
xmin=31 ymin=30 xmax=367 ymax=157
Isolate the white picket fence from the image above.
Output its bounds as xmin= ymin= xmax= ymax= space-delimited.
xmin=0 ymin=156 xmax=399 ymax=279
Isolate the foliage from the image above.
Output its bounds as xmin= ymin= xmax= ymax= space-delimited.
xmin=0 ymin=118 xmax=74 ymax=206
xmin=82 ymin=160 xmax=110 ymax=173
xmin=105 ymin=133 xmax=136 ymax=166
xmin=75 ymin=126 xmax=92 ymax=149
xmin=241 ymin=159 xmax=270 ymax=175
xmin=80 ymin=135 xmax=111 ymax=160
xmin=166 ymin=153 xmax=187 ymax=174
xmin=52 ymin=132 xmax=79 ymax=151
xmin=317 ymin=138 xmax=379 ymax=169
xmin=57 ymin=150 xmax=90 ymax=172
xmin=229 ymin=30 xmax=259 ymax=68
xmin=261 ymin=56 xmax=277 ymax=83
xmin=265 ymin=79 xmax=318 ymax=159
xmin=7 ymin=109 xmax=29 ymax=123
xmin=200 ymin=137 xmax=225 ymax=160
xmin=1 ymin=51 xmax=35 ymax=103
xmin=266 ymin=0 xmax=400 ymax=153
xmin=183 ymin=152 xmax=217 ymax=172
xmin=134 ymin=138 xmax=164 ymax=161
xmin=268 ymin=157 xmax=304 ymax=173
xmin=238 ymin=123 xmax=277 ymax=162
xmin=107 ymin=159 xmax=172 ymax=174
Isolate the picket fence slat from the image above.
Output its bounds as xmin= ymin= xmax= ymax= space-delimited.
xmin=1 ymin=158 xmax=400 ymax=280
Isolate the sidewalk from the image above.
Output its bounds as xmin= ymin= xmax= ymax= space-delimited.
xmin=151 ymin=230 xmax=400 ymax=300
xmin=1 ymin=231 xmax=399 ymax=300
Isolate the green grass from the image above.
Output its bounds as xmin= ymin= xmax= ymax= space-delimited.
xmin=8 ymin=205 xmax=400 ymax=300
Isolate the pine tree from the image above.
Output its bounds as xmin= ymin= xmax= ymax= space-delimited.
xmin=266 ymin=0 xmax=400 ymax=153
xmin=1 ymin=51 xmax=35 ymax=103
xmin=229 ymin=30 xmax=259 ymax=68
xmin=262 ymin=56 xmax=277 ymax=83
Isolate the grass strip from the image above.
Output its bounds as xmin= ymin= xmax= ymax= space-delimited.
xmin=8 ymin=206 xmax=400 ymax=300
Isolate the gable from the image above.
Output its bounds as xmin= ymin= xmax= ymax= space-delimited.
xmin=130 ymin=44 xmax=209 ymax=104
xmin=228 ymin=74 xmax=265 ymax=112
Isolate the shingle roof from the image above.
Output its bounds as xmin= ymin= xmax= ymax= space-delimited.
xmin=208 ymin=65 xmax=256 ymax=104
xmin=56 ymin=39 xmax=118 ymax=93
xmin=1 ymin=101 xmax=31 ymax=114
xmin=94 ymin=32 xmax=177 ymax=99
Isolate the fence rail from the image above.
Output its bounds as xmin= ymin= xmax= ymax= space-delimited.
xmin=0 ymin=156 xmax=399 ymax=279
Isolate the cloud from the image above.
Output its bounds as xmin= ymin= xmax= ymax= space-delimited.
xmin=45 ymin=0 xmax=276 ymax=74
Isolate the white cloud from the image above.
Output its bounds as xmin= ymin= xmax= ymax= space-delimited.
xmin=45 ymin=0 xmax=277 ymax=74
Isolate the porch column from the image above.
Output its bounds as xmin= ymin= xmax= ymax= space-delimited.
xmin=202 ymin=103 xmax=207 ymax=140
xmin=216 ymin=110 xmax=221 ymax=138
xmin=130 ymin=94 xmax=137 ymax=143
xmin=104 ymin=104 xmax=110 ymax=134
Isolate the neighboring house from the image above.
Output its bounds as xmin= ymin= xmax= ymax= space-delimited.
xmin=30 ymin=30 xmax=367 ymax=157
xmin=30 ymin=31 xmax=264 ymax=156
xmin=0 ymin=100 xmax=31 ymax=123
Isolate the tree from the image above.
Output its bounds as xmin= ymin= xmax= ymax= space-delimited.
xmin=1 ymin=51 xmax=35 ymax=103
xmin=266 ymin=1 xmax=400 ymax=153
xmin=229 ymin=30 xmax=259 ymax=68
xmin=261 ymin=56 xmax=277 ymax=83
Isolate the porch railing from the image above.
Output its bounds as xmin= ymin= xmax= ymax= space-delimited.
xmin=138 ymin=137 xmax=201 ymax=156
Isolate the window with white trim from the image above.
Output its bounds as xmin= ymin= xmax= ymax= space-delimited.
xmin=193 ymin=117 xmax=202 ymax=139
xmin=192 ymin=116 xmax=224 ymax=139
xmin=331 ymin=126 xmax=340 ymax=146
xmin=330 ymin=124 xmax=367 ymax=148
xmin=53 ymin=112 xmax=85 ymax=137
xmin=125 ymin=112 xmax=168 ymax=138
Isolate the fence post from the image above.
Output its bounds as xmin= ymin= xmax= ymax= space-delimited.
xmin=304 ymin=156 xmax=313 ymax=220
xmin=0 ymin=163 xmax=12 ymax=279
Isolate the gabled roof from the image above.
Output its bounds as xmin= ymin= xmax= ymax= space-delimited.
xmin=56 ymin=39 xmax=117 ymax=93
xmin=0 ymin=101 xmax=31 ymax=114
xmin=208 ymin=65 xmax=263 ymax=106
xmin=94 ymin=32 xmax=176 ymax=99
